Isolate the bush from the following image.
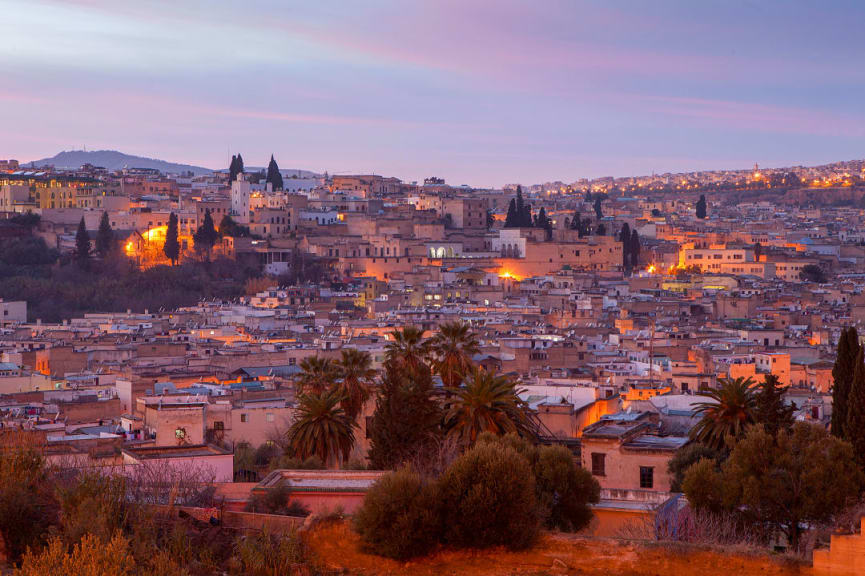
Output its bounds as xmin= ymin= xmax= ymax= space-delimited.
xmin=17 ymin=532 xmax=136 ymax=576
xmin=231 ymin=530 xmax=314 ymax=576
xmin=353 ymin=468 xmax=442 ymax=560
xmin=535 ymin=445 xmax=600 ymax=532
xmin=245 ymin=485 xmax=290 ymax=514
xmin=438 ymin=442 xmax=539 ymax=550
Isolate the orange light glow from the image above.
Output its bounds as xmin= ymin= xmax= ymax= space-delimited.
xmin=498 ymin=271 xmax=523 ymax=281
xmin=646 ymin=265 xmax=657 ymax=274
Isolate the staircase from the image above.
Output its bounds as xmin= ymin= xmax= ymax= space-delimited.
xmin=813 ymin=517 xmax=865 ymax=574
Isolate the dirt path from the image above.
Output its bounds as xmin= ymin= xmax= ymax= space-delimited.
xmin=307 ymin=522 xmax=812 ymax=576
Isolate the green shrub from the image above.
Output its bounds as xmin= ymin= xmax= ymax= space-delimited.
xmin=353 ymin=468 xmax=442 ymax=560
xmin=245 ymin=485 xmax=290 ymax=514
xmin=438 ymin=442 xmax=539 ymax=550
xmin=534 ymin=445 xmax=599 ymax=532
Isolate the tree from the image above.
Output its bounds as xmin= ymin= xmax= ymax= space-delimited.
xmin=620 ymin=223 xmax=631 ymax=270
xmin=266 ymin=154 xmax=284 ymax=190
xmin=846 ymin=346 xmax=865 ymax=463
xmin=696 ymin=194 xmax=707 ymax=219
xmin=504 ymin=198 xmax=518 ymax=228
xmin=384 ymin=326 xmax=429 ymax=373
xmin=228 ymin=153 xmax=245 ymax=184
xmin=533 ymin=444 xmax=600 ymax=532
xmin=485 ymin=209 xmax=494 ymax=230
xmin=754 ymin=242 xmax=762 ymax=260
xmin=335 ymin=348 xmax=375 ymax=421
xmin=754 ymin=374 xmax=795 ymax=436
xmin=593 ymin=196 xmax=603 ymax=219
xmin=832 ymin=327 xmax=861 ymax=438
xmin=163 ymin=212 xmax=180 ymax=265
xmin=429 ymin=321 xmax=479 ymax=389
xmin=352 ymin=468 xmax=442 ymax=560
xmin=515 ymin=186 xmax=527 ymax=226
xmin=95 ymin=211 xmax=114 ymax=257
xmin=690 ymin=376 xmax=756 ymax=451
xmin=439 ymin=442 xmax=539 ymax=550
xmin=629 ymin=229 xmax=641 ymax=269
xmin=218 ymin=214 xmax=250 ymax=238
xmin=74 ymin=217 xmax=91 ymax=267
xmin=533 ymin=207 xmax=552 ymax=240
xmin=799 ymin=264 xmax=827 ymax=283
xmin=286 ymin=388 xmax=355 ymax=466
xmin=686 ymin=423 xmax=863 ymax=551
xmin=595 ymin=223 xmax=606 ymax=236
xmin=444 ymin=366 xmax=533 ymax=445
xmin=193 ymin=209 xmax=218 ymax=259
xmin=296 ymin=355 xmax=338 ymax=395
xmin=368 ymin=362 xmax=443 ymax=469
xmin=569 ymin=210 xmax=581 ymax=231
xmin=667 ymin=442 xmax=721 ymax=492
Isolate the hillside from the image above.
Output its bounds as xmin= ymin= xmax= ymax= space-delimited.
xmin=26 ymin=150 xmax=212 ymax=175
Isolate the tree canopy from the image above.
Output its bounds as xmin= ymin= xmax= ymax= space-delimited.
xmin=266 ymin=154 xmax=284 ymax=190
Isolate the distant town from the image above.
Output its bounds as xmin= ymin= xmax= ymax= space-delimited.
xmin=2 ymin=151 xmax=865 ymax=573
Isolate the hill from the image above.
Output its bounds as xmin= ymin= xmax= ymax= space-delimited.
xmin=26 ymin=150 xmax=212 ymax=175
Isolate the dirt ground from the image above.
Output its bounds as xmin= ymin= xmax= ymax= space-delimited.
xmin=307 ymin=522 xmax=813 ymax=576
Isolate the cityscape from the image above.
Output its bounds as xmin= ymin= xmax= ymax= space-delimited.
xmin=3 ymin=1 xmax=865 ymax=575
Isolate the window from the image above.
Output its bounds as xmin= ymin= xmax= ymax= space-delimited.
xmin=213 ymin=421 xmax=224 ymax=430
xmin=640 ymin=466 xmax=654 ymax=489
xmin=591 ymin=452 xmax=606 ymax=476
xmin=240 ymin=414 xmax=248 ymax=423
xmin=266 ymin=413 xmax=274 ymax=422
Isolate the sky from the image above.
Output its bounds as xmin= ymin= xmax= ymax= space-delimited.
xmin=2 ymin=0 xmax=865 ymax=187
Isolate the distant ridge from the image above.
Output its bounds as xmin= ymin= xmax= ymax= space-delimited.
xmin=26 ymin=150 xmax=213 ymax=175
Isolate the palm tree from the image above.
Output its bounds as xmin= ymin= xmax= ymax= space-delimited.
xmin=336 ymin=348 xmax=376 ymax=421
xmin=287 ymin=388 xmax=355 ymax=466
xmin=385 ymin=326 xmax=429 ymax=372
xmin=429 ymin=321 xmax=480 ymax=389
xmin=691 ymin=376 xmax=757 ymax=451
xmin=296 ymin=355 xmax=338 ymax=395
xmin=444 ymin=366 xmax=533 ymax=445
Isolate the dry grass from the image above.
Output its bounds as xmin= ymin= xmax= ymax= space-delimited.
xmin=307 ymin=521 xmax=813 ymax=576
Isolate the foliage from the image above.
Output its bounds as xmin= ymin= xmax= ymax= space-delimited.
xmin=533 ymin=206 xmax=552 ymax=239
xmin=629 ymin=229 xmax=640 ymax=268
xmin=75 ymin=216 xmax=91 ymax=267
xmin=9 ymin=211 xmax=40 ymax=230
xmin=753 ymin=374 xmax=795 ymax=436
xmin=620 ymin=222 xmax=631 ymax=270
xmin=533 ymin=445 xmax=599 ymax=532
xmin=228 ymin=153 xmax=245 ymax=184
xmin=438 ymin=442 xmax=540 ymax=550
xmin=685 ymin=423 xmax=864 ymax=551
xmin=353 ymin=468 xmax=442 ymax=560
xmin=832 ymin=326 xmax=860 ymax=438
xmin=56 ymin=470 xmax=129 ymax=547
xmin=593 ymin=196 xmax=603 ymax=219
xmin=245 ymin=485 xmax=290 ymax=515
xmin=799 ymin=263 xmax=827 ymax=283
xmin=846 ymin=346 xmax=865 ymax=464
xmin=335 ymin=348 xmax=375 ymax=421
xmin=163 ymin=212 xmax=180 ymax=264
xmin=193 ymin=209 xmax=219 ymax=257
xmin=428 ymin=321 xmax=479 ymax=389
xmin=384 ymin=326 xmax=429 ymax=372
xmin=696 ymin=194 xmax=707 ymax=218
xmin=287 ymin=388 xmax=356 ymax=466
xmin=367 ymin=362 xmax=443 ymax=470
xmin=690 ymin=376 xmax=756 ymax=451
xmin=444 ymin=366 xmax=534 ymax=445
xmin=296 ymin=355 xmax=339 ymax=395
xmin=96 ymin=211 xmax=115 ymax=257
xmin=17 ymin=532 xmax=136 ymax=576
xmin=504 ymin=186 xmax=532 ymax=228
xmin=667 ymin=442 xmax=721 ymax=492
xmin=0 ymin=433 xmax=58 ymax=562
xmin=231 ymin=530 xmax=317 ymax=576
xmin=218 ymin=214 xmax=251 ymax=238
xmin=265 ymin=155 xmax=284 ymax=191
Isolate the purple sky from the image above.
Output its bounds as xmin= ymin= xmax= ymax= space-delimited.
xmin=3 ymin=0 xmax=865 ymax=187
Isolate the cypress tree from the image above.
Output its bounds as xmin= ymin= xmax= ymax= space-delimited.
xmin=596 ymin=223 xmax=606 ymax=236
xmin=75 ymin=217 xmax=91 ymax=266
xmin=620 ymin=223 xmax=631 ymax=270
xmin=505 ymin=198 xmax=517 ymax=228
xmin=163 ymin=212 xmax=180 ymax=265
xmin=832 ymin=327 xmax=860 ymax=438
xmin=193 ymin=209 xmax=218 ymax=259
xmin=266 ymin=154 xmax=284 ymax=190
xmin=846 ymin=346 xmax=865 ymax=463
xmin=593 ymin=196 xmax=603 ymax=219
xmin=630 ymin=229 xmax=641 ymax=269
xmin=696 ymin=194 xmax=707 ymax=219
xmin=95 ymin=211 xmax=114 ymax=257
xmin=570 ymin=210 xmax=581 ymax=231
